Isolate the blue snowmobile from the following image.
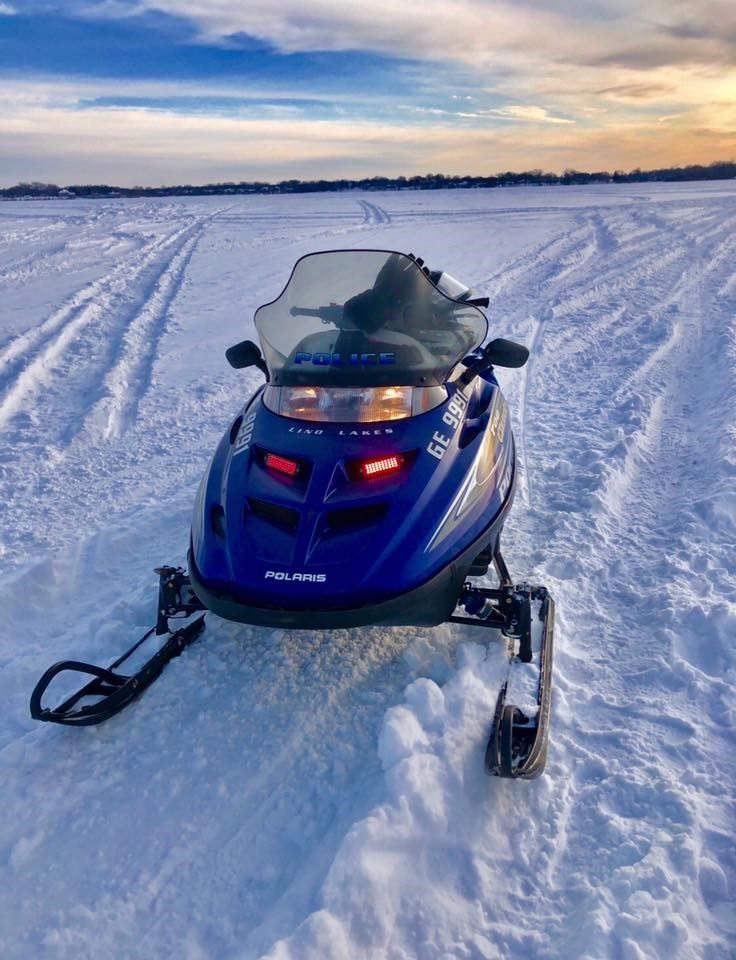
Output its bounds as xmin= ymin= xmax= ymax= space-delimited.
xmin=30 ymin=250 xmax=554 ymax=779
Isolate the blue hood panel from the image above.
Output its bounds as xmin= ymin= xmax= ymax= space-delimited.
xmin=191 ymin=376 xmax=514 ymax=612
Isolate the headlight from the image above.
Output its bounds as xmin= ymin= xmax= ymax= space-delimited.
xmin=263 ymin=385 xmax=446 ymax=422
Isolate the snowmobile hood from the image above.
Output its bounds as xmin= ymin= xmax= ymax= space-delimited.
xmin=190 ymin=371 xmax=515 ymax=627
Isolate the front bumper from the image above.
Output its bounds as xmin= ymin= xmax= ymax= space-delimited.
xmin=188 ymin=487 xmax=513 ymax=630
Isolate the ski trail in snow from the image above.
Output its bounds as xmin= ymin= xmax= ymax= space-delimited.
xmin=357 ymin=199 xmax=391 ymax=226
xmin=480 ymin=216 xmax=593 ymax=301
xmin=515 ymin=308 xmax=548 ymax=506
xmin=0 ymin=221 xmax=144 ymax=296
xmin=96 ymin=223 xmax=206 ymax=439
xmin=0 ymin=218 xmax=206 ymax=433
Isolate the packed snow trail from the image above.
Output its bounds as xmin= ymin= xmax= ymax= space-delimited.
xmin=0 ymin=185 xmax=734 ymax=960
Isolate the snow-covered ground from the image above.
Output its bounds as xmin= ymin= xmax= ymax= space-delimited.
xmin=1 ymin=183 xmax=734 ymax=960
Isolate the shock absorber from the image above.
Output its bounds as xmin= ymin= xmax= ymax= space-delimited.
xmin=463 ymin=590 xmax=498 ymax=620
xmin=459 ymin=586 xmax=508 ymax=627
xmin=458 ymin=585 xmax=533 ymax=663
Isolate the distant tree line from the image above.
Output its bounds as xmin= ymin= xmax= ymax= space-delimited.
xmin=2 ymin=161 xmax=735 ymax=199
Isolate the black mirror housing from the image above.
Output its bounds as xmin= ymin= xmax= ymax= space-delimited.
xmin=483 ymin=338 xmax=529 ymax=368
xmin=226 ymin=340 xmax=269 ymax=378
xmin=458 ymin=337 xmax=528 ymax=385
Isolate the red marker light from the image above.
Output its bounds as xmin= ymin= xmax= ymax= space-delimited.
xmin=356 ymin=454 xmax=403 ymax=479
xmin=264 ymin=452 xmax=300 ymax=477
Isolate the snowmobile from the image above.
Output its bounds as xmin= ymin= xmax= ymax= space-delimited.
xmin=30 ymin=250 xmax=554 ymax=779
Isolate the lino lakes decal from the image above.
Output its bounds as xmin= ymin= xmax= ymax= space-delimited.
xmin=287 ymin=426 xmax=396 ymax=437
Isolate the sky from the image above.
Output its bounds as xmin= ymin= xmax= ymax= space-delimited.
xmin=1 ymin=0 xmax=735 ymax=187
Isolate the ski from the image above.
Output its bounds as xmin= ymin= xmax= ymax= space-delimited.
xmin=29 ymin=568 xmax=206 ymax=726
xmin=451 ymin=584 xmax=554 ymax=779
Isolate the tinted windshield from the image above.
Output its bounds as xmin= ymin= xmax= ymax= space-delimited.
xmin=254 ymin=250 xmax=487 ymax=387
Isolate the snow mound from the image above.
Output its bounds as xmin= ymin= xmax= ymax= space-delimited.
xmin=262 ymin=642 xmax=509 ymax=960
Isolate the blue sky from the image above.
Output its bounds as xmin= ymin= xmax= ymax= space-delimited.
xmin=1 ymin=1 xmax=735 ymax=187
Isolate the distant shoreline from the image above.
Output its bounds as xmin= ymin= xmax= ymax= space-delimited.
xmin=3 ymin=161 xmax=735 ymax=199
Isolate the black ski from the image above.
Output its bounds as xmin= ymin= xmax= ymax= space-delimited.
xmin=451 ymin=582 xmax=555 ymax=779
xmin=484 ymin=591 xmax=554 ymax=778
xmin=29 ymin=568 xmax=206 ymax=726
xmin=29 ymin=557 xmax=554 ymax=780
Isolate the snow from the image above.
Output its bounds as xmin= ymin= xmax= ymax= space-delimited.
xmin=1 ymin=183 xmax=735 ymax=960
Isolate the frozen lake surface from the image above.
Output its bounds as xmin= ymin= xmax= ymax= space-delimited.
xmin=0 ymin=183 xmax=734 ymax=959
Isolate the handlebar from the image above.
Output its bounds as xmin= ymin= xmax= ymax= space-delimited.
xmin=289 ymin=304 xmax=344 ymax=325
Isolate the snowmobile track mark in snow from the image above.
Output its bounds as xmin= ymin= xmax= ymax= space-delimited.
xmin=516 ymin=307 xmax=549 ymax=506
xmin=357 ymin=199 xmax=391 ymax=226
xmin=0 ymin=221 xmax=199 ymax=426
xmin=0 ymin=212 xmax=222 ymax=440
xmin=99 ymin=223 xmax=207 ymax=439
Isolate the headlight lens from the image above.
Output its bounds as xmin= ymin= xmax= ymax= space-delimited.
xmin=263 ymin=385 xmax=446 ymax=422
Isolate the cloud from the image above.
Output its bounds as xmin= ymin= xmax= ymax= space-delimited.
xmin=0 ymin=2 xmax=17 ymax=13
xmin=96 ymin=0 xmax=736 ymax=73
xmin=2 ymin=90 xmax=735 ymax=188
xmin=0 ymin=73 xmax=386 ymax=113
xmin=487 ymin=105 xmax=574 ymax=125
xmin=123 ymin=0 xmax=557 ymax=60
xmin=595 ymin=82 xmax=676 ymax=100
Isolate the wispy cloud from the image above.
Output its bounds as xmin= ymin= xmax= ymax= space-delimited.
xmin=110 ymin=0 xmax=736 ymax=72
xmin=2 ymin=89 xmax=734 ymax=187
xmin=0 ymin=2 xmax=17 ymax=14
xmin=487 ymin=106 xmax=574 ymax=125
xmin=595 ymin=82 xmax=676 ymax=100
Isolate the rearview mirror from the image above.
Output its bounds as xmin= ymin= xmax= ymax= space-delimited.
xmin=483 ymin=338 xmax=529 ymax=368
xmin=459 ymin=337 xmax=528 ymax=385
xmin=226 ymin=340 xmax=269 ymax=378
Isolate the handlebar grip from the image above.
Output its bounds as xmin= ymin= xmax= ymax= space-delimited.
xmin=290 ymin=304 xmax=345 ymax=324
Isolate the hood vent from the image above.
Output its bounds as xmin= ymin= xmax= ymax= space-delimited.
xmin=305 ymin=502 xmax=390 ymax=565
xmin=326 ymin=503 xmax=388 ymax=531
xmin=247 ymin=498 xmax=299 ymax=535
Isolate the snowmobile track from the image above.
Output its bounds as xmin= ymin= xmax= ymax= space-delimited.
xmin=357 ymin=199 xmax=391 ymax=225
xmin=0 ymin=214 xmax=217 ymax=440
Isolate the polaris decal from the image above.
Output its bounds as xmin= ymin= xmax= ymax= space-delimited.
xmin=233 ymin=408 xmax=257 ymax=456
xmin=294 ymin=352 xmax=395 ymax=366
xmin=426 ymin=391 xmax=468 ymax=460
xmin=265 ymin=571 xmax=327 ymax=582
